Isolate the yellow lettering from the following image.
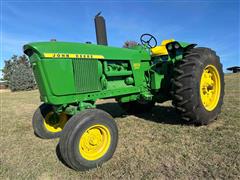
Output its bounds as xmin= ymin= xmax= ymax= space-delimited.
xmin=43 ymin=53 xmax=105 ymax=59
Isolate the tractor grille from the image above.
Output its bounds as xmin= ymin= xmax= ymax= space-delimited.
xmin=72 ymin=59 xmax=101 ymax=93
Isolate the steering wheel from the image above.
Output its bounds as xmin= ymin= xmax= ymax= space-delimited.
xmin=140 ymin=33 xmax=157 ymax=48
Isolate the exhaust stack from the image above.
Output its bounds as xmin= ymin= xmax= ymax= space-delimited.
xmin=94 ymin=12 xmax=108 ymax=46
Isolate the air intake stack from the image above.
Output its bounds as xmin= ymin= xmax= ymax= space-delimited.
xmin=94 ymin=12 xmax=108 ymax=46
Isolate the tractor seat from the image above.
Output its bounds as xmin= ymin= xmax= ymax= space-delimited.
xmin=151 ymin=39 xmax=175 ymax=56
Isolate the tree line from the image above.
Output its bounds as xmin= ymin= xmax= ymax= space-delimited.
xmin=1 ymin=55 xmax=36 ymax=91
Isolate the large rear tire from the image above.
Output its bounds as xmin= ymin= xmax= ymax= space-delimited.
xmin=171 ymin=47 xmax=224 ymax=125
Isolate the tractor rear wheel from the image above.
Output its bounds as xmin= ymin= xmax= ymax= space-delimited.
xmin=171 ymin=47 xmax=224 ymax=125
xmin=119 ymin=100 xmax=155 ymax=114
xmin=32 ymin=104 xmax=68 ymax=139
xmin=58 ymin=109 xmax=118 ymax=171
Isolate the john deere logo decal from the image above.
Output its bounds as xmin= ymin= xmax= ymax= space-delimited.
xmin=43 ymin=53 xmax=104 ymax=59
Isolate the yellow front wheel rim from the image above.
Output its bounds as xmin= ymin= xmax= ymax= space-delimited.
xmin=43 ymin=112 xmax=68 ymax=133
xmin=79 ymin=124 xmax=111 ymax=161
xmin=200 ymin=65 xmax=221 ymax=111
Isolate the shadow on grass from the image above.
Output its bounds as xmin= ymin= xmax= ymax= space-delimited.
xmin=55 ymin=144 xmax=73 ymax=170
xmin=97 ymin=102 xmax=187 ymax=125
xmin=55 ymin=102 xmax=188 ymax=169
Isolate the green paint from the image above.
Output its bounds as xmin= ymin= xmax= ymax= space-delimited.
xmin=23 ymin=40 xmax=192 ymax=113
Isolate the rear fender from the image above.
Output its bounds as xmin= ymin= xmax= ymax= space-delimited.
xmin=165 ymin=41 xmax=197 ymax=60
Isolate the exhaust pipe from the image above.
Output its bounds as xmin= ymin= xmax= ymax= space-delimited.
xmin=94 ymin=12 xmax=108 ymax=46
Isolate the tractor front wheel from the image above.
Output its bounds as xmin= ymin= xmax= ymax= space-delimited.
xmin=172 ymin=47 xmax=224 ymax=125
xmin=32 ymin=104 xmax=68 ymax=139
xmin=58 ymin=109 xmax=118 ymax=171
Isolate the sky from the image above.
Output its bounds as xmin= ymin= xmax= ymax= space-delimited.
xmin=1 ymin=0 xmax=239 ymax=76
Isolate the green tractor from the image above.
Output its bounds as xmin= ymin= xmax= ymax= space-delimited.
xmin=23 ymin=14 xmax=224 ymax=171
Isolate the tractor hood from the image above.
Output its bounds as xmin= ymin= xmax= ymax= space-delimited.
xmin=23 ymin=42 xmax=151 ymax=61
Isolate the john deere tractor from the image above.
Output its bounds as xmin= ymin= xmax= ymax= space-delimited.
xmin=23 ymin=14 xmax=224 ymax=171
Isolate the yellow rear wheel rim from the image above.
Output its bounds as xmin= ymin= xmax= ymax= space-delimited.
xmin=79 ymin=124 xmax=111 ymax=161
xmin=43 ymin=112 xmax=68 ymax=133
xmin=200 ymin=65 xmax=221 ymax=111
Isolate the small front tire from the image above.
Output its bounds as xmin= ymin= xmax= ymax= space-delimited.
xmin=32 ymin=104 xmax=68 ymax=139
xmin=58 ymin=109 xmax=118 ymax=171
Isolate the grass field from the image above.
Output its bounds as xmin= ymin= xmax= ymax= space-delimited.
xmin=1 ymin=73 xmax=240 ymax=179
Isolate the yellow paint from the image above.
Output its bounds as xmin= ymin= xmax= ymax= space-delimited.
xmin=151 ymin=39 xmax=175 ymax=56
xmin=133 ymin=63 xmax=141 ymax=69
xmin=200 ymin=65 xmax=221 ymax=111
xmin=79 ymin=124 xmax=111 ymax=161
xmin=43 ymin=53 xmax=105 ymax=59
xmin=43 ymin=112 xmax=68 ymax=133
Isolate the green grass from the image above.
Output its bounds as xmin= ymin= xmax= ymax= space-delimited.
xmin=1 ymin=73 xmax=240 ymax=179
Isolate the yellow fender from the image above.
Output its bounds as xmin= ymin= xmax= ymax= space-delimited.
xmin=151 ymin=39 xmax=175 ymax=56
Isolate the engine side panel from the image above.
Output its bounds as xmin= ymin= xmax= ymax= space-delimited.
xmin=24 ymin=42 xmax=152 ymax=105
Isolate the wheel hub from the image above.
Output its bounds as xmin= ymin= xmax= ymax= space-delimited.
xmin=43 ymin=112 xmax=68 ymax=133
xmin=200 ymin=65 xmax=221 ymax=111
xmin=79 ymin=125 xmax=111 ymax=161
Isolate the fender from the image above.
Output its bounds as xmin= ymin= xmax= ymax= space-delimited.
xmin=165 ymin=41 xmax=197 ymax=59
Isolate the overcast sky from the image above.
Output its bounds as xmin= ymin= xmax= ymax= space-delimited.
xmin=1 ymin=0 xmax=239 ymax=75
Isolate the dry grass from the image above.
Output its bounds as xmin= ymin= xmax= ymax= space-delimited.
xmin=1 ymin=73 xmax=240 ymax=179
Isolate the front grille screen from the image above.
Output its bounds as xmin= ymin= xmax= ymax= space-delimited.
xmin=72 ymin=59 xmax=101 ymax=93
